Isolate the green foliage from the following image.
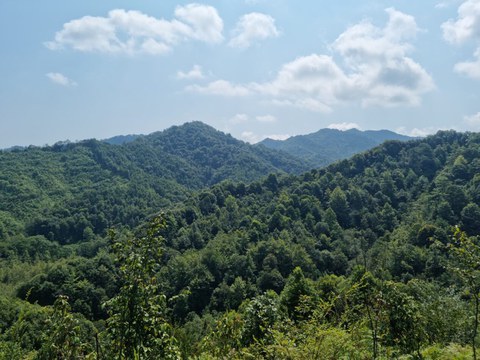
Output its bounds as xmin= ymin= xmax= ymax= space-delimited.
xmin=0 ymin=122 xmax=307 ymax=245
xmin=104 ymin=216 xmax=180 ymax=359
xmin=36 ymin=295 xmax=95 ymax=359
xmin=447 ymin=227 xmax=480 ymax=359
xmin=3 ymin=130 xmax=480 ymax=358
xmin=241 ymin=291 xmax=282 ymax=346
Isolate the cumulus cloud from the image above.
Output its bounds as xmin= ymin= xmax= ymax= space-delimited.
xmin=442 ymin=0 xmax=480 ymax=44
xmin=256 ymin=114 xmax=277 ymax=123
xmin=229 ymin=113 xmax=249 ymax=124
xmin=229 ymin=13 xmax=279 ymax=49
xmin=189 ymin=8 xmax=434 ymax=112
xmin=45 ymin=5 xmax=223 ymax=55
xmin=228 ymin=113 xmax=277 ymax=125
xmin=436 ymin=0 xmax=463 ymax=9
xmin=442 ymin=0 xmax=480 ymax=79
xmin=177 ymin=65 xmax=205 ymax=80
xmin=395 ymin=126 xmax=451 ymax=137
xmin=329 ymin=7 xmax=434 ymax=107
xmin=240 ymin=131 xmax=261 ymax=143
xmin=240 ymin=131 xmax=289 ymax=143
xmin=266 ymin=134 xmax=290 ymax=141
xmin=464 ymin=111 xmax=480 ymax=128
xmin=174 ymin=3 xmax=224 ymax=44
xmin=327 ymin=122 xmax=360 ymax=131
xmin=46 ymin=72 xmax=77 ymax=86
xmin=454 ymin=48 xmax=480 ymax=78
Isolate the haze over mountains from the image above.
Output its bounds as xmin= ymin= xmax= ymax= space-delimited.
xmin=260 ymin=128 xmax=412 ymax=168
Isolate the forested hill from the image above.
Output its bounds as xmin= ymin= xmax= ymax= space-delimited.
xmin=0 ymin=121 xmax=307 ymax=243
xmin=143 ymin=130 xmax=479 ymax=356
xmin=137 ymin=121 xmax=307 ymax=182
xmin=260 ymin=127 xmax=412 ymax=168
xmin=3 ymin=130 xmax=480 ymax=358
xmin=154 ymin=130 xmax=480 ymax=311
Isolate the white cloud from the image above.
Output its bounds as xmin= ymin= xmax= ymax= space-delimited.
xmin=174 ymin=3 xmax=224 ymax=44
xmin=229 ymin=113 xmax=249 ymax=124
xmin=45 ymin=5 xmax=223 ymax=55
xmin=330 ymin=7 xmax=434 ymax=107
xmin=442 ymin=0 xmax=480 ymax=44
xmin=240 ymin=131 xmax=261 ymax=143
xmin=436 ymin=2 xmax=449 ymax=9
xmin=254 ymin=54 xmax=348 ymax=102
xmin=186 ymin=80 xmax=251 ymax=96
xmin=189 ymin=8 xmax=434 ymax=112
xmin=265 ymin=134 xmax=290 ymax=141
xmin=256 ymin=114 xmax=276 ymax=123
xmin=229 ymin=113 xmax=276 ymax=125
xmin=46 ymin=72 xmax=77 ymax=86
xmin=442 ymin=0 xmax=480 ymax=79
xmin=435 ymin=0 xmax=463 ymax=9
xmin=327 ymin=122 xmax=360 ymax=131
xmin=454 ymin=48 xmax=480 ymax=78
xmin=395 ymin=126 xmax=450 ymax=137
xmin=464 ymin=111 xmax=480 ymax=129
xmin=240 ymin=131 xmax=289 ymax=143
xmin=177 ymin=65 xmax=205 ymax=80
xmin=229 ymin=13 xmax=279 ymax=49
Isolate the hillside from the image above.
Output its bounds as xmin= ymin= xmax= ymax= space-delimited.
xmin=153 ymin=130 xmax=479 ymax=312
xmin=138 ymin=121 xmax=308 ymax=184
xmin=260 ymin=127 xmax=412 ymax=168
xmin=0 ymin=121 xmax=308 ymax=243
xmin=3 ymin=130 xmax=480 ymax=358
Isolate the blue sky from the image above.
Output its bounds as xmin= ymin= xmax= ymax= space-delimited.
xmin=1 ymin=0 xmax=480 ymax=147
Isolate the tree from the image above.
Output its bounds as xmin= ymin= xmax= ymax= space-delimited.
xmin=242 ymin=291 xmax=281 ymax=346
xmin=280 ymin=267 xmax=314 ymax=321
xmin=105 ymin=215 xmax=180 ymax=359
xmin=37 ymin=295 xmax=94 ymax=360
xmin=447 ymin=227 xmax=480 ymax=360
xmin=329 ymin=187 xmax=350 ymax=227
xmin=349 ymin=269 xmax=385 ymax=359
xmin=461 ymin=203 xmax=480 ymax=235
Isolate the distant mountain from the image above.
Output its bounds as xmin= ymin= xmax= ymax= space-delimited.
xmin=260 ymin=128 xmax=412 ymax=168
xmin=0 ymin=121 xmax=308 ymax=243
xmin=138 ymin=121 xmax=308 ymax=184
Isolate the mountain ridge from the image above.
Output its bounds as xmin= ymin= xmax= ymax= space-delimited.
xmin=260 ymin=127 xmax=412 ymax=168
xmin=0 ymin=121 xmax=307 ymax=243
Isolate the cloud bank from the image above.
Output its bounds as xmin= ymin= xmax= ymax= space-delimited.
xmin=45 ymin=5 xmax=223 ymax=55
xmin=189 ymin=8 xmax=434 ymax=112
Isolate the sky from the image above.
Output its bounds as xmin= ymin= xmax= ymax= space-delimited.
xmin=1 ymin=0 xmax=480 ymax=147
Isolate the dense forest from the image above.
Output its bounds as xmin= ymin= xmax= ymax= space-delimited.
xmin=0 ymin=122 xmax=305 ymax=245
xmin=1 ymin=128 xmax=480 ymax=359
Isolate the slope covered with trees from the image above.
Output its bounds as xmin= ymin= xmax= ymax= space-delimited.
xmin=0 ymin=121 xmax=307 ymax=244
xmin=260 ymin=127 xmax=412 ymax=168
xmin=2 ymin=130 xmax=480 ymax=358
